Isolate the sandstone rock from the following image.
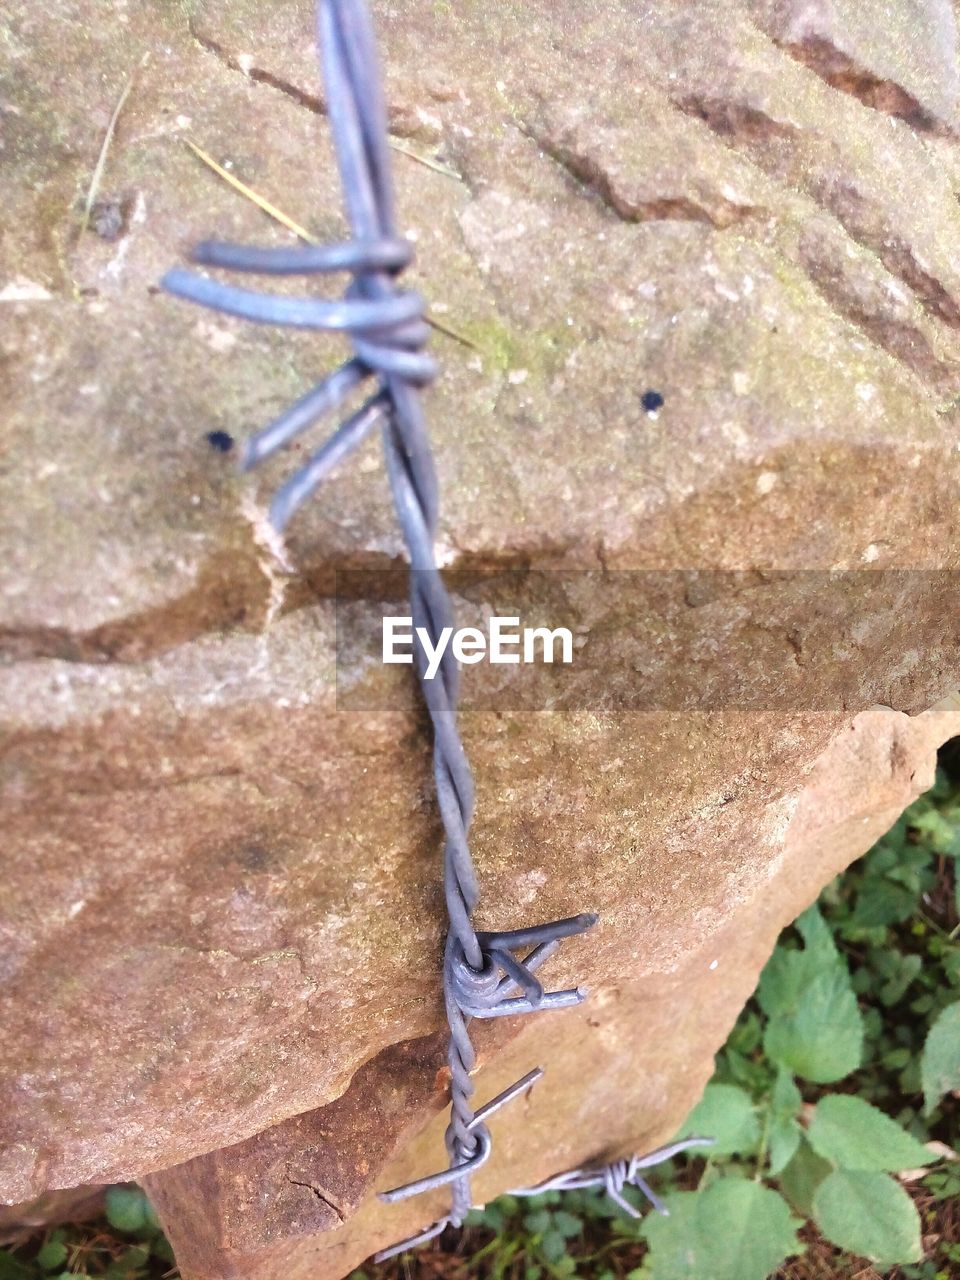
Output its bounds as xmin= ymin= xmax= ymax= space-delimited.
xmin=746 ymin=0 xmax=959 ymax=132
xmin=144 ymin=697 xmax=960 ymax=1279
xmin=1 ymin=0 xmax=959 ymax=1276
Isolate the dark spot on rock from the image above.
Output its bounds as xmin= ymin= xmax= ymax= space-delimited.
xmin=641 ymin=389 xmax=664 ymax=414
xmin=91 ymin=198 xmax=127 ymax=242
xmin=206 ymin=430 xmax=234 ymax=453
xmin=237 ymin=844 xmax=271 ymax=872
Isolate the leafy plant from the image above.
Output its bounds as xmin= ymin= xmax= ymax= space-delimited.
xmin=666 ymin=765 xmax=960 ymax=1275
xmin=639 ymin=1180 xmax=801 ymax=1280
xmin=672 ymin=1006 xmax=932 ymax=1269
xmin=920 ymin=1001 xmax=960 ymax=1115
xmin=465 ymin=1194 xmax=589 ymax=1277
xmin=0 ymin=1188 xmax=173 ymax=1280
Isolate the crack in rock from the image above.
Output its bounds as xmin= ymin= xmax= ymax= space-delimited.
xmin=796 ymin=236 xmax=960 ymax=392
xmin=811 ymin=181 xmax=960 ymax=333
xmin=187 ymin=20 xmax=440 ymax=143
xmin=285 ymin=1176 xmax=346 ymax=1224
xmin=677 ymin=95 xmax=799 ymax=145
xmin=676 ymin=91 xmax=960 ymax=344
xmin=520 ymin=119 xmax=758 ymax=229
xmin=189 ymin=21 xmax=327 ymax=116
xmin=781 ymin=36 xmax=952 ymax=136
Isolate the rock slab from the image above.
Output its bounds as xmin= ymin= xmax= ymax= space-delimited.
xmin=1 ymin=0 xmax=959 ymax=1276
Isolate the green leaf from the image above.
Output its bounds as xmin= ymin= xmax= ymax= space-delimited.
xmin=795 ymin=904 xmax=840 ymax=960
xmin=551 ymin=1210 xmax=582 ymax=1240
xmin=758 ymin=906 xmax=863 ymax=1083
xmin=812 ymin=1169 xmax=921 ymax=1264
xmin=106 ymin=1244 xmax=151 ymax=1279
xmin=720 ymin=1046 xmax=773 ymax=1096
xmin=726 ymin=1012 xmax=763 ymax=1056
xmin=770 ymin=1066 xmax=802 ymax=1119
xmin=852 ymin=878 xmax=919 ymax=928
xmin=150 ymin=1236 xmax=176 ymax=1266
xmin=778 ymin=1139 xmax=833 ymax=1217
xmin=36 ymin=1239 xmax=69 ymax=1271
xmin=808 ymin=1095 xmax=934 ymax=1172
xmin=0 ymin=1251 xmax=33 ymax=1280
xmin=523 ymin=1209 xmax=552 ymax=1235
xmin=758 ymin=942 xmax=828 ymax=1019
xmin=539 ymin=1230 xmax=568 ymax=1265
xmin=763 ymin=965 xmax=863 ymax=1082
xmin=921 ymin=1001 xmax=960 ymax=1115
xmin=767 ymin=1067 xmax=803 ymax=1176
xmin=879 ymin=953 xmax=923 ymax=1006
xmin=105 ymin=1186 xmax=149 ymax=1234
xmin=466 ymin=1204 xmax=504 ymax=1230
xmin=675 ymin=1083 xmax=760 ymax=1156
xmin=643 ymin=1180 xmax=800 ymax=1280
xmin=924 ymin=1163 xmax=960 ymax=1203
xmin=768 ymin=1117 xmax=801 ymax=1177
xmin=910 ymin=809 xmax=960 ymax=857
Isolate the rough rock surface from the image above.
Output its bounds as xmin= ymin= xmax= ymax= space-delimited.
xmin=1 ymin=0 xmax=959 ymax=1275
xmin=144 ymin=697 xmax=960 ymax=1279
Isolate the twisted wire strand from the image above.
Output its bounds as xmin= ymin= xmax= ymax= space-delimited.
xmin=162 ymin=0 xmax=600 ymax=1254
xmin=509 ymin=1136 xmax=716 ymax=1219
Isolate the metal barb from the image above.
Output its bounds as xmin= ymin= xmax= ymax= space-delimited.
xmin=374 ymin=1069 xmax=544 ymax=1260
xmin=161 ymin=0 xmax=600 ymax=1255
xmin=373 ymin=1216 xmax=449 ymax=1265
xmin=509 ymin=1136 xmax=717 ymax=1218
xmin=380 ymin=1067 xmax=544 ymax=1206
xmin=379 ymin=1125 xmax=495 ymax=1205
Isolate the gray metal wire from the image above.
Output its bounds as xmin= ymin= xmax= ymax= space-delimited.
xmin=162 ymin=0 xmax=600 ymax=1257
xmin=508 ymin=1137 xmax=717 ymax=1220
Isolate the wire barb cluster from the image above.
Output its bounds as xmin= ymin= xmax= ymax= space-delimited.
xmin=509 ymin=1137 xmax=717 ymax=1220
xmin=163 ymin=0 xmax=600 ymax=1259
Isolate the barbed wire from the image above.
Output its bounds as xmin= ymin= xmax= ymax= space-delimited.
xmin=162 ymin=0 xmax=710 ymax=1260
xmin=509 ymin=1137 xmax=716 ymax=1220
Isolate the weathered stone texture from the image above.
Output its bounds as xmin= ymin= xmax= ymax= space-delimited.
xmin=1 ymin=0 xmax=959 ymax=1275
xmin=144 ymin=698 xmax=960 ymax=1278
